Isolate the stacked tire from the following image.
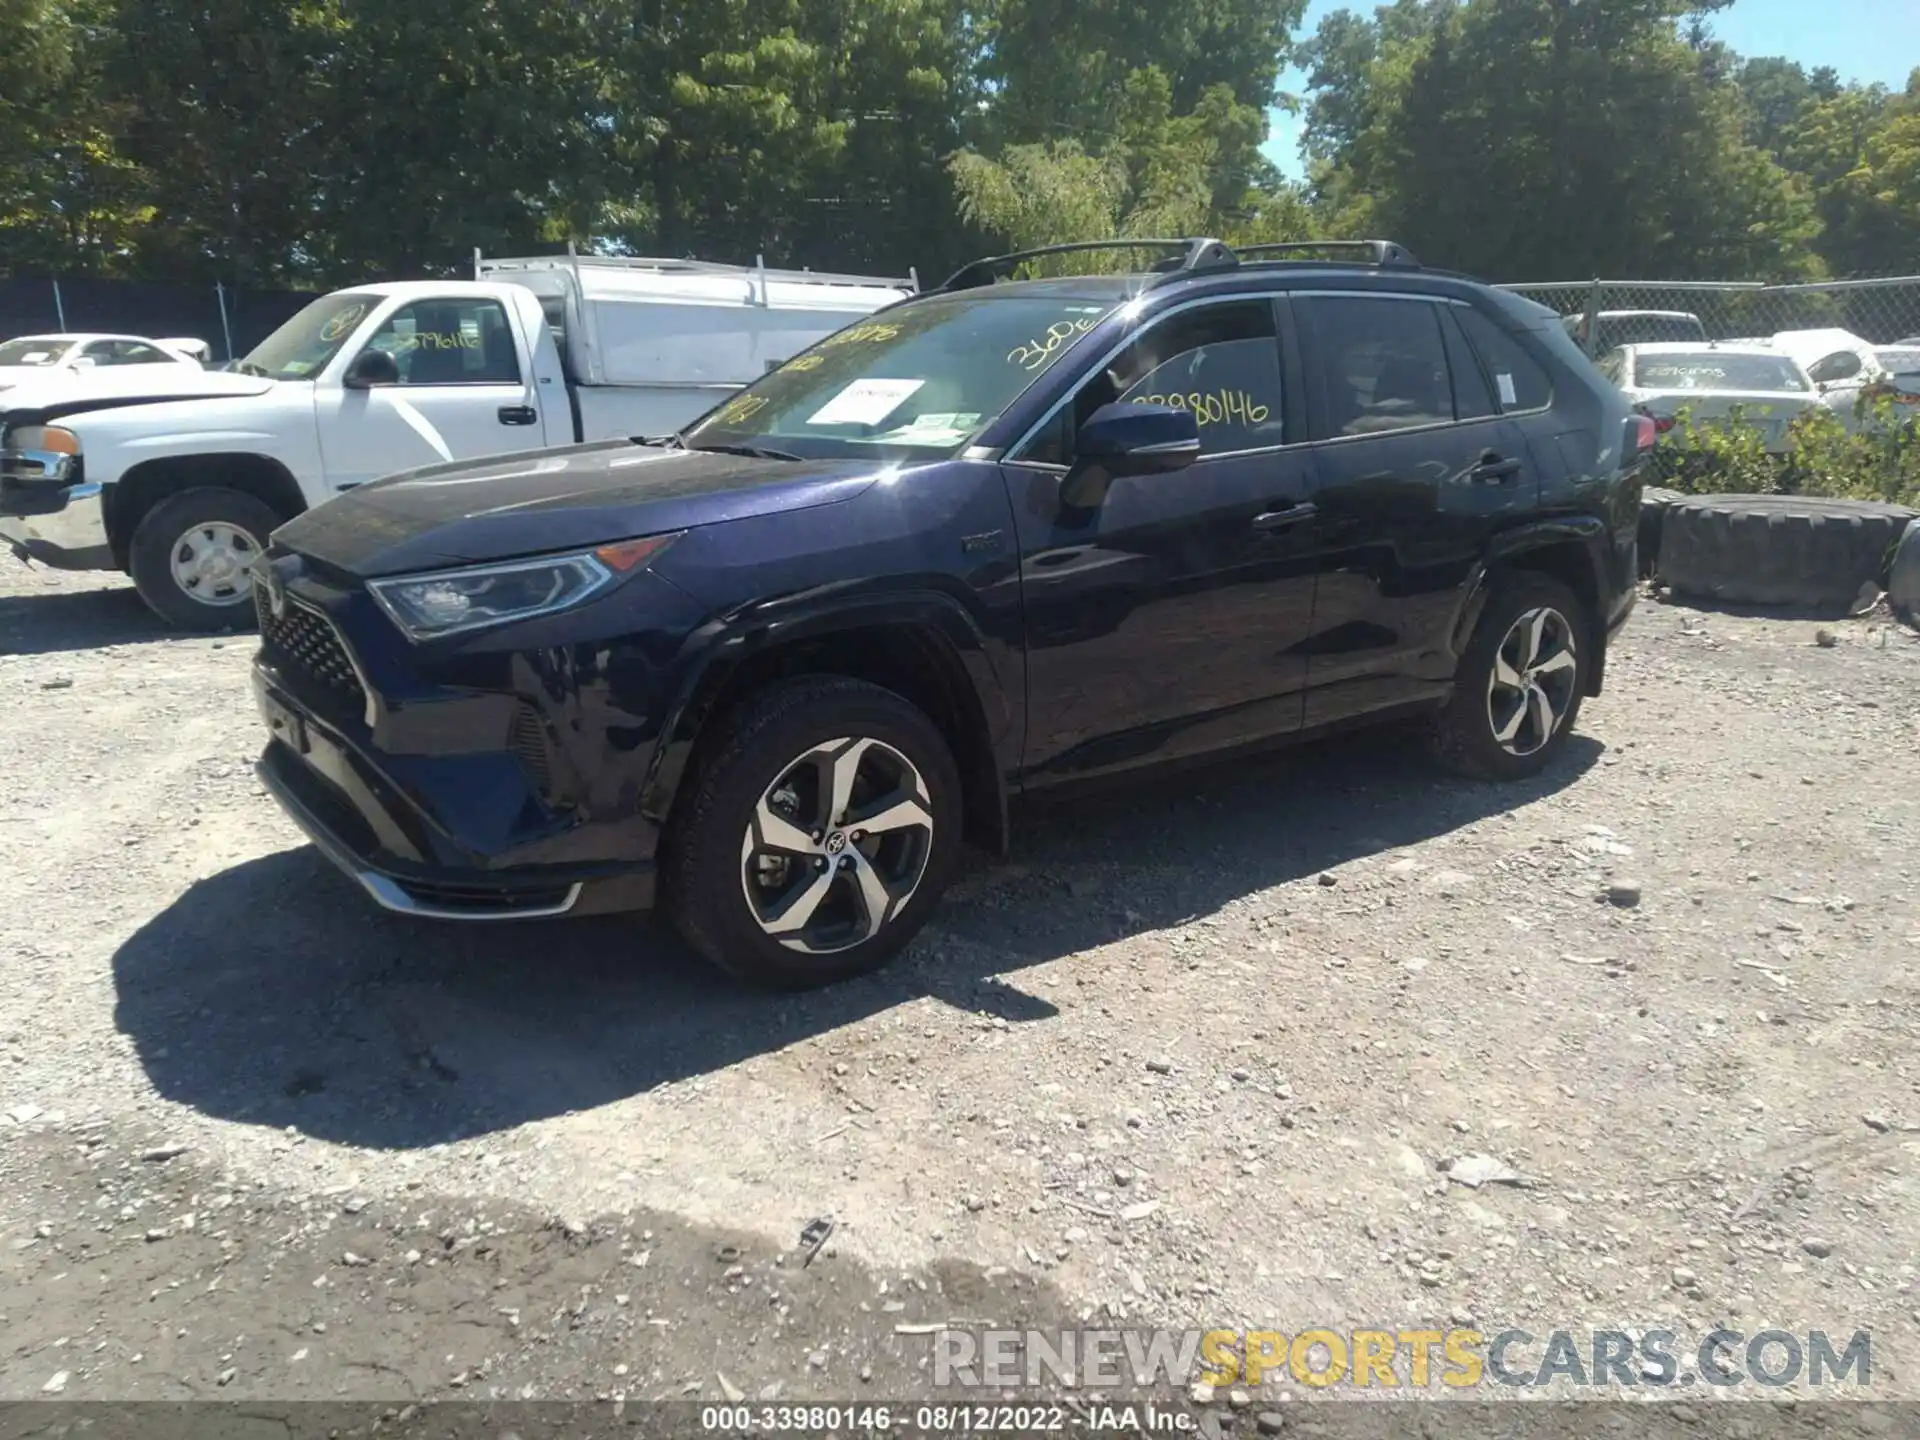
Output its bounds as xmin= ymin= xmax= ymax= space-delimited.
xmin=1655 ymin=495 xmax=1916 ymax=610
xmin=1891 ymin=517 xmax=1920 ymax=624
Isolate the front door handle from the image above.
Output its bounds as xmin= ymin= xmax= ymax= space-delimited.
xmin=1252 ymin=501 xmax=1317 ymax=531
xmin=498 ymin=405 xmax=538 ymax=426
xmin=1471 ymin=452 xmax=1523 ymax=483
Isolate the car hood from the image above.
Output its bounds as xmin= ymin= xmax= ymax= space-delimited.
xmin=274 ymin=440 xmax=885 ymax=577
xmin=0 ymin=366 xmax=276 ymax=421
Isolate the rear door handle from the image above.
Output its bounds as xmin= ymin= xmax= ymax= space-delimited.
xmin=498 ymin=405 xmax=538 ymax=426
xmin=1470 ymin=452 xmax=1523 ymax=483
xmin=1252 ymin=502 xmax=1317 ymax=531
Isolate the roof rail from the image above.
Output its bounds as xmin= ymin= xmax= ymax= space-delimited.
xmin=473 ymin=250 xmax=917 ymax=292
xmin=937 ymin=238 xmax=1235 ymax=293
xmin=935 ymin=236 xmax=1424 ymax=293
xmin=1236 ymin=239 xmax=1421 ymax=269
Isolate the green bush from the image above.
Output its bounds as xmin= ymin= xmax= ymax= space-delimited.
xmin=1650 ymin=398 xmax=1920 ymax=507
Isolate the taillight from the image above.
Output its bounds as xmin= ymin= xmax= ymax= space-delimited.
xmin=1626 ymin=413 xmax=1658 ymax=458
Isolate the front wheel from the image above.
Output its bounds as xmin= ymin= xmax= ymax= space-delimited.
xmin=129 ymin=486 xmax=282 ymax=631
xmin=664 ymin=677 xmax=963 ymax=989
xmin=1430 ymin=573 xmax=1589 ymax=781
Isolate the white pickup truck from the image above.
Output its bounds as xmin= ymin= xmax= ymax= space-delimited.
xmin=0 ymin=253 xmax=913 ymax=628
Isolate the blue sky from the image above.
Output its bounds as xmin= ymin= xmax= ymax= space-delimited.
xmin=1262 ymin=0 xmax=1920 ymax=180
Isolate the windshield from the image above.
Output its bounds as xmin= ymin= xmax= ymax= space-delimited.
xmin=237 ymin=293 xmax=381 ymax=381
xmin=680 ymin=294 xmax=1118 ymax=459
xmin=0 ymin=339 xmax=67 ymax=366
xmin=1632 ymin=353 xmax=1809 ymax=392
xmin=1876 ymin=348 xmax=1920 ymax=379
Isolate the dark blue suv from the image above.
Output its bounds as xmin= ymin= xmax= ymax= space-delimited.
xmin=251 ymin=238 xmax=1651 ymax=987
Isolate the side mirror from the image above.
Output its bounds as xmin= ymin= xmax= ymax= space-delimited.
xmin=1074 ymin=402 xmax=1201 ymax=476
xmin=70 ymin=355 xmax=97 ymax=370
xmin=343 ymin=348 xmax=401 ymax=389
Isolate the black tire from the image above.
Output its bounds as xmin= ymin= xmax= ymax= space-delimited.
xmin=129 ymin=486 xmax=281 ymax=631
xmin=1430 ymin=572 xmax=1589 ymax=782
xmin=1657 ymin=494 xmax=1916 ymax=610
xmin=1888 ymin=517 xmax=1920 ymax=623
xmin=663 ymin=676 xmax=963 ymax=990
xmin=1638 ymin=486 xmax=1683 ymax=579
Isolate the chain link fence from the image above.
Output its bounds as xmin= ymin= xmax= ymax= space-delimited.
xmin=0 ymin=277 xmax=322 ymax=361
xmin=1497 ymin=277 xmax=1920 ymax=357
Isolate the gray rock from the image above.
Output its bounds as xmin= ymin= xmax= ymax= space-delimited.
xmin=1607 ymin=880 xmax=1643 ymax=907
xmin=1800 ymin=1238 xmax=1834 ymax=1259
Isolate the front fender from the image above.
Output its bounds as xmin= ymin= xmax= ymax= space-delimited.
xmin=639 ymin=586 xmax=1014 ymax=853
xmin=11 ymin=392 xmax=320 ymax=492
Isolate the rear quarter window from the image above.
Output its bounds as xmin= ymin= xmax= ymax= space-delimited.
xmin=1454 ymin=304 xmax=1553 ymax=411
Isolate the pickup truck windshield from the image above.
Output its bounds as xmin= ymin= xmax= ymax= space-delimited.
xmin=236 ymin=293 xmax=383 ymax=380
xmin=1633 ymin=353 xmax=1809 ymax=392
xmin=681 ymin=294 xmax=1117 ymax=459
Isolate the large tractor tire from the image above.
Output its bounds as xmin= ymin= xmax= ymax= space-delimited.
xmin=1890 ymin=517 xmax=1920 ymax=624
xmin=1656 ymin=494 xmax=1916 ymax=610
xmin=1638 ymin=487 xmax=1684 ymax=579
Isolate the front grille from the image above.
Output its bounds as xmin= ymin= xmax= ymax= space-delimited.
xmin=507 ymin=703 xmax=553 ymax=794
xmin=256 ymin=590 xmax=365 ymax=713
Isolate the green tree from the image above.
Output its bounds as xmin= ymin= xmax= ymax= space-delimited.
xmin=1302 ymin=0 xmax=1820 ymax=281
xmin=0 ymin=0 xmax=153 ymax=276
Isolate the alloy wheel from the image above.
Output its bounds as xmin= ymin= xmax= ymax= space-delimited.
xmin=1485 ymin=606 xmax=1578 ymax=757
xmin=738 ymin=736 xmax=935 ymax=955
xmin=169 ymin=521 xmax=259 ymax=606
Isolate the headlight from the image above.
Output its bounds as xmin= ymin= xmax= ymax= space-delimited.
xmin=5 ymin=425 xmax=80 ymax=455
xmin=368 ymin=533 xmax=679 ymax=641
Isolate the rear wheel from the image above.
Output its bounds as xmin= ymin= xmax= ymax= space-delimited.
xmin=664 ymin=677 xmax=962 ymax=989
xmin=129 ymin=486 xmax=281 ymax=631
xmin=1431 ymin=573 xmax=1589 ymax=781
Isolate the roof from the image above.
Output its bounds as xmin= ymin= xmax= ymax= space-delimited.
xmin=1769 ymin=328 xmax=1873 ymax=355
xmin=3 ymin=332 xmax=156 ymax=346
xmin=1621 ymin=340 xmax=1796 ymax=356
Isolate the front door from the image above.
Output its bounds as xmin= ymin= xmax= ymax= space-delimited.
xmin=1294 ymin=292 xmax=1540 ymax=729
xmin=1004 ymin=296 xmax=1323 ymax=783
xmin=317 ymin=295 xmax=543 ymax=491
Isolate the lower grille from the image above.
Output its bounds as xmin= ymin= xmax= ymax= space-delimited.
xmin=389 ymin=877 xmax=576 ymax=913
xmin=508 ymin=703 xmax=553 ymax=794
xmin=256 ymin=590 xmax=365 ymax=713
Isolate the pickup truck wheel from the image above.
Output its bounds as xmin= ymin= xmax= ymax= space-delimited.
xmin=664 ymin=677 xmax=962 ymax=990
xmin=129 ymin=487 xmax=281 ymax=631
xmin=1430 ymin=573 xmax=1589 ymax=782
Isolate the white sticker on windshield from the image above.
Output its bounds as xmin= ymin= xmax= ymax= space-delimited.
xmin=1496 ymin=373 xmax=1517 ymax=407
xmin=807 ymin=378 xmax=925 ymax=427
xmin=875 ymin=412 xmax=983 ymax=446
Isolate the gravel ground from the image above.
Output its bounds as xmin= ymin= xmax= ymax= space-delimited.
xmin=2 ymin=563 xmax=1917 ymax=1415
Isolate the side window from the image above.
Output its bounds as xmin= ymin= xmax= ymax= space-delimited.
xmin=1808 ymin=351 xmax=1861 ymax=384
xmin=1022 ymin=300 xmax=1284 ymax=464
xmin=1304 ymin=296 xmax=1454 ymax=437
xmin=1454 ymin=305 xmax=1553 ymax=412
xmin=1440 ymin=306 xmax=1498 ymax=420
xmin=104 ymin=341 xmax=173 ymax=366
xmin=363 ymin=299 xmax=521 ymax=385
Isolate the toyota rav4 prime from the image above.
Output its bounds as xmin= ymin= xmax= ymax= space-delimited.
xmin=249 ymin=238 xmax=1651 ymax=989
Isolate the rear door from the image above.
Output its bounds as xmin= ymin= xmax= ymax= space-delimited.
xmin=1006 ymin=295 xmax=1323 ymax=781
xmin=1295 ymin=292 xmax=1537 ymax=729
xmin=316 ymin=295 xmax=544 ymax=491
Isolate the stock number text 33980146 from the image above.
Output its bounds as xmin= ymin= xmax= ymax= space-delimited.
xmin=699 ymin=1402 xmax=1073 ymax=1433
xmin=1127 ymin=389 xmax=1269 ymax=428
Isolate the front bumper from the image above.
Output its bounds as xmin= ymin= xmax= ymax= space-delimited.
xmin=253 ymin=665 xmax=657 ymax=921
xmin=0 ymin=447 xmax=113 ymax=570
